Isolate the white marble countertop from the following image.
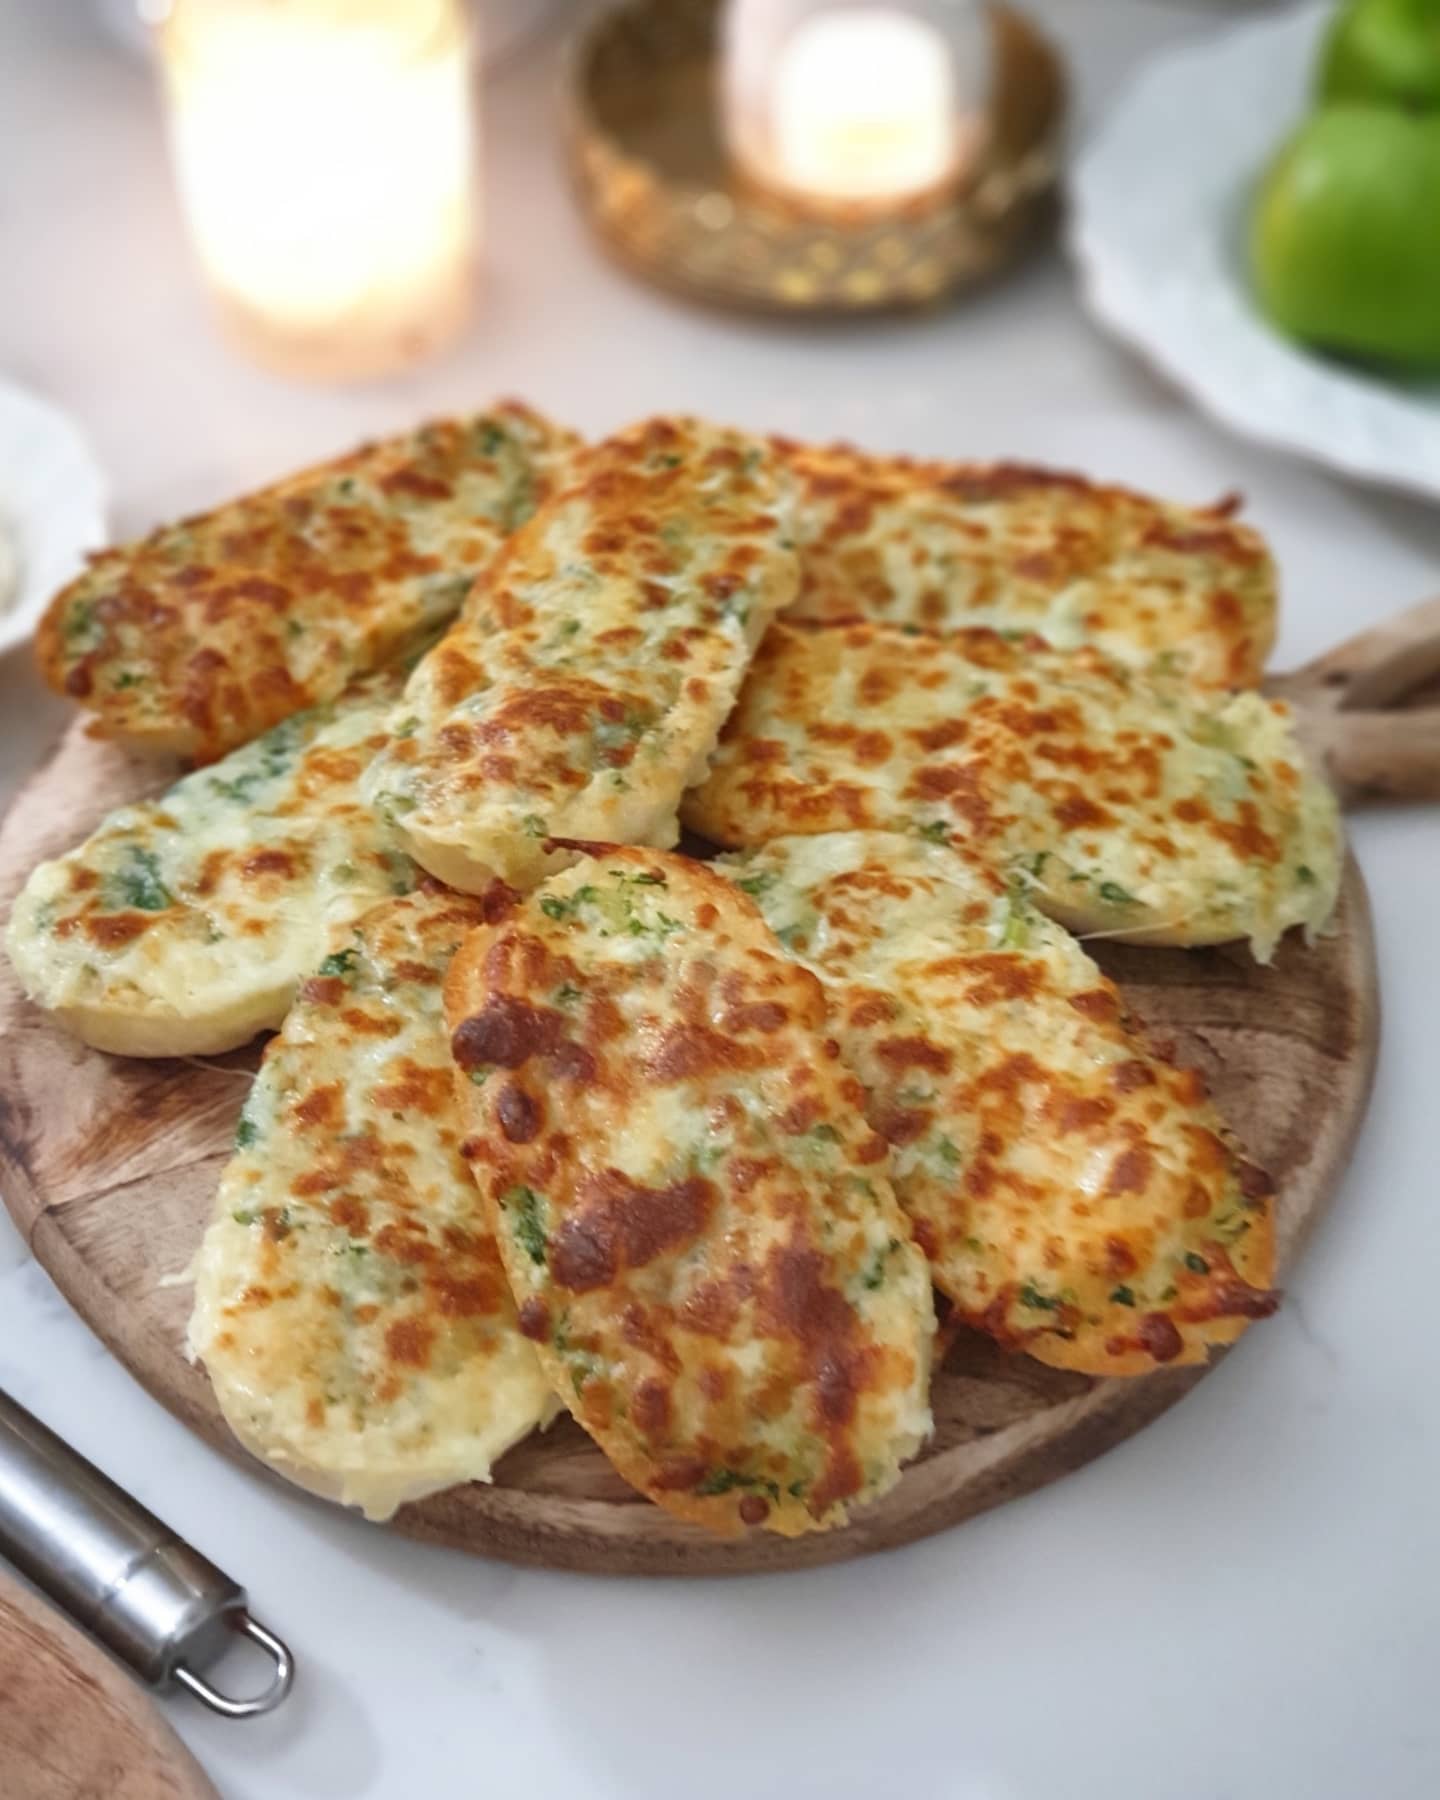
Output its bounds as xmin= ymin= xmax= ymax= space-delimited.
xmin=2 ymin=4 xmax=1438 ymax=1797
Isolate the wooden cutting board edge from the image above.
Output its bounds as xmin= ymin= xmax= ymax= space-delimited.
xmin=0 ymin=1570 xmax=218 ymax=1800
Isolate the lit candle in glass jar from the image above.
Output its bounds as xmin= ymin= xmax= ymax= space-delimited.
xmin=159 ymin=0 xmax=476 ymax=381
xmin=724 ymin=2 xmax=987 ymax=211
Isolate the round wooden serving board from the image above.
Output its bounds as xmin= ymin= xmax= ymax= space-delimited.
xmin=0 ymin=715 xmax=1383 ymax=1576
xmin=0 ymin=1569 xmax=217 ymax=1800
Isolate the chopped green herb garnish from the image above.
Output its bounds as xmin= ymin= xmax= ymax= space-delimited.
xmin=1018 ymin=1281 xmax=1060 ymax=1312
xmin=810 ymin=1123 xmax=841 ymax=1145
xmin=393 ymin=716 xmax=420 ymax=739
xmin=540 ymin=895 xmax=569 ymax=922
xmin=64 ymin=600 xmax=97 ymax=643
xmin=522 ymin=813 xmax=548 ymax=838
xmin=695 ymin=1468 xmax=781 ymax=1501
xmin=934 ymin=1135 xmax=962 ymax=1169
xmin=862 ymin=1237 xmax=902 ymax=1290
xmin=734 ymin=871 xmax=776 ymax=899
xmin=317 ymin=947 xmax=360 ymax=981
xmin=1109 ymin=1285 xmax=1136 ymax=1307
xmin=234 ymin=1114 xmax=259 ymax=1151
xmin=113 ymin=670 xmax=144 ymax=689
xmin=1183 ymin=1252 xmax=1210 ymax=1275
xmin=1098 ymin=881 xmax=1137 ymax=907
xmin=231 ymin=1207 xmax=257 ymax=1225
xmin=105 ymin=847 xmax=173 ymax=913
xmin=503 ymin=1185 xmax=547 ymax=1265
xmin=554 ymin=984 xmax=581 ymax=1007
xmin=1000 ymin=897 xmax=1030 ymax=949
xmin=380 ymin=848 xmax=415 ymax=896
xmin=1296 ymin=864 xmax=1316 ymax=886
xmin=917 ymin=820 xmax=951 ymax=844
xmin=468 ymin=1066 xmax=492 ymax=1087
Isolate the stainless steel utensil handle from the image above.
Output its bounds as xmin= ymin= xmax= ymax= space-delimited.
xmin=0 ymin=1388 xmax=292 ymax=1717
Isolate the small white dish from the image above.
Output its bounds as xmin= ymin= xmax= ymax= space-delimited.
xmin=1069 ymin=3 xmax=1440 ymax=503
xmin=0 ymin=379 xmax=108 ymax=659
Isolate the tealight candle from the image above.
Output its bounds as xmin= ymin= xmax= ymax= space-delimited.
xmin=723 ymin=1 xmax=988 ymax=211
xmin=158 ymin=0 xmax=477 ymax=381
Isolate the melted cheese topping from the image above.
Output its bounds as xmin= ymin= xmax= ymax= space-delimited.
xmin=6 ymin=666 xmax=417 ymax=1056
xmin=37 ymin=402 xmax=582 ymax=761
xmin=443 ymin=849 xmax=934 ymax=1537
xmin=779 ymin=441 xmax=1276 ymax=689
xmin=189 ymin=886 xmax=554 ymax=1521
xmin=362 ymin=417 xmax=799 ymax=894
xmin=721 ymin=833 xmax=1279 ymax=1375
xmin=683 ymin=622 xmax=1341 ymax=960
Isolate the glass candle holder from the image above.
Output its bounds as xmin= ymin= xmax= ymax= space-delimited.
xmin=722 ymin=0 xmax=990 ymax=213
xmin=159 ymin=0 xmax=477 ymax=381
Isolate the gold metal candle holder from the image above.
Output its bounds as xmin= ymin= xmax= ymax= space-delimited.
xmin=565 ymin=0 xmax=1067 ymax=315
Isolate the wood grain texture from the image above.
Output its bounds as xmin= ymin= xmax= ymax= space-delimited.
xmin=0 ymin=721 xmax=1379 ymax=1575
xmin=0 ymin=1571 xmax=217 ymax=1800
xmin=1267 ymin=592 xmax=1440 ymax=801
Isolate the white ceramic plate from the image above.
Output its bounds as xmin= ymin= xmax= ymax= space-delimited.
xmin=0 ymin=380 xmax=108 ymax=659
xmin=1069 ymin=3 xmax=1440 ymax=502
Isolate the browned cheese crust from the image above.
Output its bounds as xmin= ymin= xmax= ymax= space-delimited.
xmin=721 ymin=833 xmax=1279 ymax=1376
xmin=37 ymin=402 xmax=583 ymax=761
xmin=444 ymin=848 xmax=935 ymax=1537
xmin=777 ymin=440 xmax=1277 ymax=689
xmin=363 ymin=416 xmax=798 ymax=893
xmin=683 ymin=621 xmax=1341 ymax=960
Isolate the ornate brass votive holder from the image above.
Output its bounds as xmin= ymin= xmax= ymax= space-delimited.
xmin=565 ymin=0 xmax=1067 ymax=315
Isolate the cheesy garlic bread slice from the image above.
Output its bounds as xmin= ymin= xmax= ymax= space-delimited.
xmin=6 ymin=666 xmax=417 ymax=1056
xmin=38 ymin=402 xmax=582 ymax=761
xmin=721 ymin=833 xmax=1279 ymax=1376
xmin=190 ymin=886 xmax=553 ymax=1520
xmin=362 ymin=416 xmax=798 ymax=895
xmin=683 ymin=622 xmax=1341 ymax=960
xmin=779 ymin=440 xmax=1277 ymax=690
xmin=444 ymin=848 xmax=934 ymax=1537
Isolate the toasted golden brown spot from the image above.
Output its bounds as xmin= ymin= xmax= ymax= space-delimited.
xmin=444 ymin=847 xmax=934 ymax=1537
xmin=720 ymin=832 xmax=1280 ymax=1377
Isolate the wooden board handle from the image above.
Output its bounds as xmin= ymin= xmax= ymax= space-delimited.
xmin=1266 ymin=595 xmax=1440 ymax=804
